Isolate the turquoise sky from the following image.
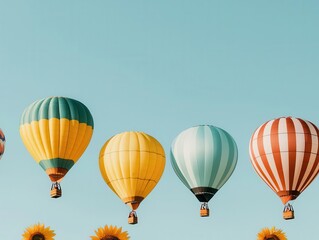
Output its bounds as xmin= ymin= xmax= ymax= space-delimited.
xmin=1 ymin=0 xmax=319 ymax=239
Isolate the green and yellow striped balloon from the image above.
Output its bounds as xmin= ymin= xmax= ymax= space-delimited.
xmin=20 ymin=97 xmax=94 ymax=195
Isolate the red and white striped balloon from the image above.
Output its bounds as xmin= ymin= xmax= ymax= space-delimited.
xmin=249 ymin=117 xmax=319 ymax=204
xmin=0 ymin=129 xmax=5 ymax=160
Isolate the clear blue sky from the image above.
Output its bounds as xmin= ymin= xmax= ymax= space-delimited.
xmin=1 ymin=0 xmax=319 ymax=239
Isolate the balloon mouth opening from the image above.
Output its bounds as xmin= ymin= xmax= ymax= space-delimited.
xmin=48 ymin=174 xmax=65 ymax=182
xmin=124 ymin=196 xmax=144 ymax=210
xmin=191 ymin=187 xmax=218 ymax=202
xmin=45 ymin=168 xmax=68 ymax=182
xmin=277 ymin=190 xmax=300 ymax=204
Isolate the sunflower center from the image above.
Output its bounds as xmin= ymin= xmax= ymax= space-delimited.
xmin=266 ymin=236 xmax=280 ymax=240
xmin=101 ymin=236 xmax=119 ymax=240
xmin=32 ymin=233 xmax=45 ymax=240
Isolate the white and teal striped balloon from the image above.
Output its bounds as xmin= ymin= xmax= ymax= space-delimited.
xmin=170 ymin=125 xmax=238 ymax=204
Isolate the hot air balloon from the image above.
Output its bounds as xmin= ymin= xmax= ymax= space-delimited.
xmin=170 ymin=125 xmax=238 ymax=217
xmin=20 ymin=96 xmax=94 ymax=198
xmin=249 ymin=117 xmax=319 ymax=220
xmin=0 ymin=129 xmax=5 ymax=160
xmin=99 ymin=131 xmax=166 ymax=224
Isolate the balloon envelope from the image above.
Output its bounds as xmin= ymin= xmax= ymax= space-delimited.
xmin=20 ymin=96 xmax=94 ymax=183
xmin=249 ymin=117 xmax=319 ymax=204
xmin=99 ymin=131 xmax=166 ymax=211
xmin=170 ymin=125 xmax=238 ymax=203
xmin=0 ymin=129 xmax=5 ymax=160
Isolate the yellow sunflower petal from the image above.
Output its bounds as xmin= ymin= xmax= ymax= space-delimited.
xmin=91 ymin=225 xmax=130 ymax=240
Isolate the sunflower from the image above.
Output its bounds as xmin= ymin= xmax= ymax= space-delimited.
xmin=91 ymin=225 xmax=130 ymax=240
xmin=257 ymin=227 xmax=287 ymax=240
xmin=22 ymin=223 xmax=55 ymax=240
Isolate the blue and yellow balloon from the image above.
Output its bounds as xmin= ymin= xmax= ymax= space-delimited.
xmin=170 ymin=125 xmax=238 ymax=217
xmin=20 ymin=96 xmax=94 ymax=198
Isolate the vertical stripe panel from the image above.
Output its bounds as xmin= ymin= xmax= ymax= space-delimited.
xmin=38 ymin=120 xmax=52 ymax=158
xmin=58 ymin=100 xmax=71 ymax=157
xmin=137 ymin=133 xmax=150 ymax=197
xmin=278 ymin=118 xmax=290 ymax=191
xmin=30 ymin=122 xmax=46 ymax=161
xmin=183 ymin=129 xmax=199 ymax=187
xmin=207 ymin=127 xmax=222 ymax=187
xmin=212 ymin=128 xmax=229 ymax=188
xmin=203 ymin=127 xmax=214 ymax=186
xmin=286 ymin=118 xmax=297 ymax=190
xmin=171 ymin=133 xmax=193 ymax=187
xmin=39 ymin=101 xmax=52 ymax=158
xmin=300 ymin=154 xmax=319 ymax=192
xmin=250 ymin=123 xmax=276 ymax=192
xmin=195 ymin=126 xmax=206 ymax=185
xmin=73 ymin=126 xmax=93 ymax=161
xmin=69 ymin=123 xmax=86 ymax=160
xmin=170 ymin=148 xmax=191 ymax=188
xmin=270 ymin=119 xmax=286 ymax=190
xmin=257 ymin=121 xmax=280 ymax=191
xmin=20 ymin=126 xmax=40 ymax=162
xmin=263 ymin=120 xmax=283 ymax=190
xmin=64 ymin=120 xmax=79 ymax=158
xmin=300 ymin=122 xmax=319 ymax=191
xmin=216 ymin=133 xmax=237 ymax=189
xmin=251 ymin=123 xmax=277 ymax=192
xmin=49 ymin=118 xmax=60 ymax=157
xmin=293 ymin=119 xmax=310 ymax=190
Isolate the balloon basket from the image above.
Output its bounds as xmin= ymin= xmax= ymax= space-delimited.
xmin=283 ymin=203 xmax=294 ymax=220
xmin=50 ymin=183 xmax=62 ymax=198
xmin=200 ymin=202 xmax=209 ymax=217
xmin=128 ymin=211 xmax=138 ymax=224
xmin=200 ymin=209 xmax=209 ymax=217
xmin=283 ymin=210 xmax=294 ymax=220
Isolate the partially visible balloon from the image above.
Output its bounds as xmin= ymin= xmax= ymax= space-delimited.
xmin=99 ymin=131 xmax=166 ymax=224
xmin=20 ymin=97 xmax=94 ymax=198
xmin=0 ymin=129 xmax=5 ymax=160
xmin=249 ymin=116 xmax=319 ymax=220
xmin=170 ymin=125 xmax=238 ymax=217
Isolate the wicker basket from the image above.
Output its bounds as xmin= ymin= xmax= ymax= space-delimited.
xmin=128 ymin=215 xmax=138 ymax=224
xmin=50 ymin=188 xmax=62 ymax=198
xmin=200 ymin=209 xmax=209 ymax=217
xmin=283 ymin=210 xmax=294 ymax=220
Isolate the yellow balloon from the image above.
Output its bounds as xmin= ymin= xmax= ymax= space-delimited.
xmin=99 ymin=131 xmax=166 ymax=224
